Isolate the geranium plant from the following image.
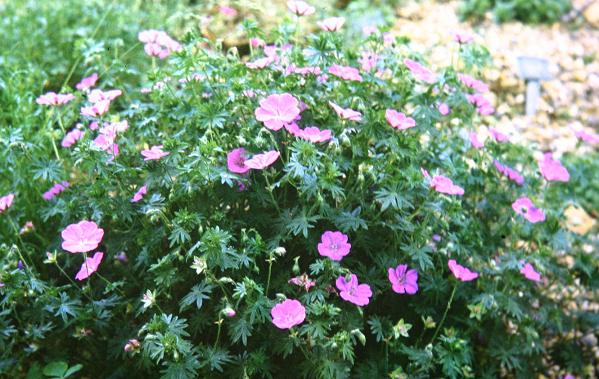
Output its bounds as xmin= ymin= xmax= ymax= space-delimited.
xmin=0 ymin=2 xmax=596 ymax=378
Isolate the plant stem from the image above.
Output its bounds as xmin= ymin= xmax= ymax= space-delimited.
xmin=265 ymin=254 xmax=274 ymax=297
xmin=54 ymin=261 xmax=95 ymax=303
xmin=430 ymin=285 xmax=457 ymax=343
xmin=214 ymin=319 xmax=223 ymax=347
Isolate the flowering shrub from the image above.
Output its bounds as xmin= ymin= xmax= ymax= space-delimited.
xmin=1 ymin=2 xmax=597 ymax=378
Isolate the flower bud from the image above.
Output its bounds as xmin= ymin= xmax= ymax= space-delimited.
xmin=223 ymin=307 xmax=236 ymax=317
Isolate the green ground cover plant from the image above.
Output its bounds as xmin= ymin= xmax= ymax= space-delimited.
xmin=0 ymin=0 xmax=597 ymax=378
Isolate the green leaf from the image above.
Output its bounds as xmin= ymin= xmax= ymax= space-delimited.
xmin=43 ymin=361 xmax=67 ymax=377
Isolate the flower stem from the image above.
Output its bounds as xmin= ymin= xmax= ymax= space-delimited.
xmin=265 ymin=254 xmax=274 ymax=297
xmin=54 ymin=261 xmax=95 ymax=303
xmin=430 ymin=285 xmax=457 ymax=343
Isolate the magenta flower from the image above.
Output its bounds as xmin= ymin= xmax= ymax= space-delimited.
xmin=520 ymin=262 xmax=541 ymax=282
xmin=494 ymin=160 xmax=524 ymax=185
xmin=244 ymin=150 xmax=280 ymax=170
xmin=438 ymin=102 xmax=450 ymax=116
xmin=88 ymin=89 xmax=122 ymax=103
xmin=36 ymin=92 xmax=75 ymax=106
xmin=448 ymin=259 xmax=478 ymax=281
xmin=42 ymin=181 xmax=70 ymax=201
xmin=61 ymin=220 xmax=104 ymax=253
xmin=227 ymin=148 xmax=251 ymax=174
xmin=218 ymin=5 xmax=237 ymax=17
xmin=246 ymin=56 xmax=275 ymax=70
xmin=512 ymin=197 xmax=546 ymax=223
xmin=489 ymin=127 xmax=509 ymax=142
xmin=289 ymin=273 xmax=316 ymax=292
xmin=80 ymin=100 xmax=110 ymax=117
xmin=284 ymin=122 xmax=303 ymax=137
xmin=255 ymin=93 xmax=301 ymax=131
xmin=138 ymin=30 xmax=182 ymax=59
xmin=75 ymin=252 xmax=104 ymax=281
xmin=452 ymin=31 xmax=474 ymax=44
xmin=250 ymin=37 xmax=265 ymax=48
xmin=469 ymin=132 xmax=484 ymax=149
xmin=287 ymin=0 xmax=315 ymax=16
xmin=298 ymin=126 xmax=332 ymax=143
xmin=131 ymin=185 xmax=148 ymax=203
xmin=458 ymin=73 xmax=488 ymax=93
xmin=573 ymin=129 xmax=599 ymax=145
xmin=317 ymin=231 xmax=351 ymax=261
xmin=359 ymin=51 xmax=378 ymax=72
xmin=388 ymin=264 xmax=418 ymax=295
xmin=385 ymin=109 xmax=416 ymax=130
xmin=329 ymin=64 xmax=363 ymax=81
xmin=336 ymin=274 xmax=372 ymax=306
xmin=317 ymin=17 xmax=345 ymax=31
xmin=430 ymin=175 xmax=464 ymax=196
xmin=271 ymin=299 xmax=306 ymax=329
xmin=141 ymin=145 xmax=169 ymax=161
xmin=76 ymin=73 xmax=98 ymax=91
xmin=329 ymin=101 xmax=362 ymax=121
xmin=403 ymin=59 xmax=436 ymax=83
xmin=467 ymin=94 xmax=495 ymax=115
xmin=538 ymin=153 xmax=569 ymax=182
xmin=0 ymin=193 xmax=15 ymax=214
xmin=61 ymin=129 xmax=84 ymax=148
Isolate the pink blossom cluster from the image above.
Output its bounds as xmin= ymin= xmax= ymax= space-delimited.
xmin=61 ymin=128 xmax=84 ymax=148
xmin=404 ymin=58 xmax=436 ymax=83
xmin=386 ymin=109 xmax=416 ymax=130
xmin=138 ymin=29 xmax=182 ymax=59
xmin=42 ymin=181 xmax=70 ymax=201
xmin=328 ymin=64 xmax=362 ymax=81
xmin=227 ymin=148 xmax=280 ymax=173
xmin=93 ymin=120 xmax=129 ymax=159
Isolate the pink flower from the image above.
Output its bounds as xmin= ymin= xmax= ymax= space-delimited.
xmin=124 ymin=339 xmax=140 ymax=353
xmin=227 ymin=148 xmax=251 ymax=174
xmin=458 ymin=73 xmax=488 ymax=93
xmin=539 ymin=153 xmax=569 ymax=182
xmin=61 ymin=220 xmax=104 ymax=253
xmin=61 ymin=129 xmax=84 ymax=148
xmin=336 ymin=274 xmax=372 ymax=306
xmin=438 ymin=103 xmax=450 ymax=116
xmin=36 ymin=92 xmax=75 ymax=106
xmin=0 ymin=193 xmax=15 ymax=213
xmin=284 ymin=122 xmax=303 ymax=137
xmin=75 ymin=252 xmax=104 ymax=281
xmin=448 ymin=259 xmax=478 ymax=281
xmin=421 ymin=167 xmax=431 ymax=179
xmin=467 ymin=94 xmax=495 ymax=115
xmin=494 ymin=160 xmax=524 ymax=185
xmin=223 ymin=307 xmax=236 ymax=317
xmin=403 ymin=59 xmax=436 ymax=83
xmin=88 ymin=89 xmax=122 ymax=103
xmin=42 ymin=181 xmax=70 ymax=201
xmin=250 ymin=37 xmax=265 ymax=48
xmin=20 ymin=221 xmax=35 ymax=235
xmin=520 ymin=262 xmax=541 ymax=282
xmin=469 ymin=132 xmax=484 ymax=149
xmin=131 ymin=185 xmax=148 ymax=203
xmin=328 ymin=64 xmax=362 ymax=81
xmin=218 ymin=5 xmax=237 ymax=17
xmin=287 ymin=0 xmax=315 ymax=16
xmin=385 ymin=109 xmax=416 ymax=130
xmin=452 ymin=31 xmax=474 ymax=44
xmin=388 ymin=264 xmax=418 ymax=294
xmin=329 ymin=101 xmax=362 ymax=121
xmin=141 ymin=145 xmax=169 ymax=161
xmin=289 ymin=273 xmax=316 ymax=291
xmin=362 ymin=25 xmax=378 ymax=36
xmin=298 ymin=126 xmax=332 ymax=143
xmin=430 ymin=175 xmax=464 ymax=195
xmin=138 ymin=30 xmax=182 ymax=58
xmin=512 ymin=197 xmax=546 ymax=223
xmin=318 ymin=231 xmax=351 ymax=261
xmin=246 ymin=56 xmax=275 ymax=70
xmin=489 ymin=127 xmax=509 ymax=143
xmin=359 ymin=51 xmax=378 ymax=72
xmin=573 ymin=129 xmax=599 ymax=145
xmin=317 ymin=17 xmax=345 ymax=32
xmin=80 ymin=100 xmax=110 ymax=117
xmin=255 ymin=93 xmax=301 ymax=131
xmin=271 ymin=299 xmax=306 ymax=329
xmin=76 ymin=73 xmax=98 ymax=91
xmin=244 ymin=150 xmax=280 ymax=170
